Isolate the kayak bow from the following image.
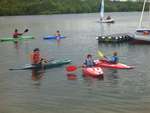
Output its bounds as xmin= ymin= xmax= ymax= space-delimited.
xmin=82 ymin=67 xmax=104 ymax=78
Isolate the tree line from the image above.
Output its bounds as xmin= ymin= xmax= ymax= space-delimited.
xmin=0 ymin=0 xmax=149 ymax=16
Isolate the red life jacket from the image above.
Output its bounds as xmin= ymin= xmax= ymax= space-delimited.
xmin=13 ymin=32 xmax=22 ymax=38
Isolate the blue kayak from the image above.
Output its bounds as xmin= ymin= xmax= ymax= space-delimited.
xmin=43 ymin=36 xmax=65 ymax=40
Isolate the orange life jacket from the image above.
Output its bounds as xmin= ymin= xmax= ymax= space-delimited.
xmin=31 ymin=52 xmax=41 ymax=64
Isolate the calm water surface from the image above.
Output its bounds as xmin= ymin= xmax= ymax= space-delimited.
xmin=0 ymin=12 xmax=150 ymax=113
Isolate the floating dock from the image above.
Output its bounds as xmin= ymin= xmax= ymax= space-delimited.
xmin=96 ymin=33 xmax=134 ymax=43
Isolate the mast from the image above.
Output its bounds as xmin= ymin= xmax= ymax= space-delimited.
xmin=138 ymin=0 xmax=147 ymax=29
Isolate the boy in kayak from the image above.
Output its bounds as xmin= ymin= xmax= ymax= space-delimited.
xmin=31 ymin=48 xmax=41 ymax=65
xmin=109 ymin=52 xmax=119 ymax=64
xmin=83 ymin=54 xmax=95 ymax=67
xmin=13 ymin=29 xmax=23 ymax=38
xmin=102 ymin=52 xmax=119 ymax=64
xmin=30 ymin=48 xmax=48 ymax=68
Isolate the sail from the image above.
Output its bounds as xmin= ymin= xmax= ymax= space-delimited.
xmin=138 ymin=0 xmax=147 ymax=29
xmin=136 ymin=0 xmax=150 ymax=32
xmin=100 ymin=0 xmax=104 ymax=19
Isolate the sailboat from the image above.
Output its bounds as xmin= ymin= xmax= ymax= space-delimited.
xmin=99 ymin=0 xmax=115 ymax=23
xmin=132 ymin=0 xmax=150 ymax=44
xmin=136 ymin=0 xmax=150 ymax=33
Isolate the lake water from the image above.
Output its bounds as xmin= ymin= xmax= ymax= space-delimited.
xmin=0 ymin=12 xmax=150 ymax=113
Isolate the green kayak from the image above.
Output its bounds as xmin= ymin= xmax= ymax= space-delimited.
xmin=0 ymin=36 xmax=34 ymax=42
xmin=9 ymin=59 xmax=72 ymax=70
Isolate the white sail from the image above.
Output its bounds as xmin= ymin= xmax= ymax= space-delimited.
xmin=99 ymin=0 xmax=114 ymax=23
xmin=100 ymin=0 xmax=104 ymax=19
xmin=138 ymin=0 xmax=147 ymax=29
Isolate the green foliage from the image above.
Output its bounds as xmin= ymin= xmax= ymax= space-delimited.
xmin=0 ymin=0 xmax=149 ymax=16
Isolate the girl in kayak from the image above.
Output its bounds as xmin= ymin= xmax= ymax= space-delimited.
xmin=83 ymin=54 xmax=95 ymax=67
xmin=55 ymin=30 xmax=61 ymax=40
xmin=13 ymin=29 xmax=23 ymax=38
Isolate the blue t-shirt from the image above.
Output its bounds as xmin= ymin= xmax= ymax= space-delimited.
xmin=110 ymin=56 xmax=119 ymax=63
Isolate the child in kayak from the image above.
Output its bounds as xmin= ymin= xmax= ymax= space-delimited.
xmin=83 ymin=54 xmax=95 ymax=67
xmin=13 ymin=29 xmax=23 ymax=38
xmin=31 ymin=48 xmax=42 ymax=65
xmin=55 ymin=30 xmax=61 ymax=40
xmin=109 ymin=52 xmax=119 ymax=64
xmin=30 ymin=48 xmax=48 ymax=67
xmin=102 ymin=52 xmax=119 ymax=64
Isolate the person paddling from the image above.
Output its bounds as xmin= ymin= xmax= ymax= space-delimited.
xmin=13 ymin=29 xmax=28 ymax=38
xmin=83 ymin=54 xmax=95 ymax=67
xmin=13 ymin=29 xmax=23 ymax=38
xmin=102 ymin=52 xmax=119 ymax=64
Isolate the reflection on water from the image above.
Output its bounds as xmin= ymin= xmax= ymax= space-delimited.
xmin=31 ymin=69 xmax=44 ymax=85
xmin=56 ymin=39 xmax=61 ymax=46
xmin=66 ymin=73 xmax=77 ymax=80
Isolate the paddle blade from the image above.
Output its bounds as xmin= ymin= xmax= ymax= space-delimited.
xmin=98 ymin=51 xmax=104 ymax=58
xmin=66 ymin=65 xmax=77 ymax=72
xmin=24 ymin=29 xmax=29 ymax=33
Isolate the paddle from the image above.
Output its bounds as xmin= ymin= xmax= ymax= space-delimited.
xmin=23 ymin=29 xmax=29 ymax=34
xmin=97 ymin=50 xmax=110 ymax=62
xmin=97 ymin=50 xmax=105 ymax=58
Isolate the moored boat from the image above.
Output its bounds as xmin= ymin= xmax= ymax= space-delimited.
xmin=131 ymin=33 xmax=150 ymax=44
xmin=99 ymin=0 xmax=115 ymax=24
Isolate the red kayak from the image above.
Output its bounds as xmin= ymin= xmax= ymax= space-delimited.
xmin=94 ymin=60 xmax=134 ymax=69
xmin=82 ymin=67 xmax=104 ymax=78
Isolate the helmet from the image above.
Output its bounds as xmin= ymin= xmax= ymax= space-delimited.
xmin=87 ymin=54 xmax=92 ymax=58
xmin=33 ymin=48 xmax=40 ymax=52
xmin=113 ymin=51 xmax=117 ymax=56
xmin=15 ymin=29 xmax=18 ymax=32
